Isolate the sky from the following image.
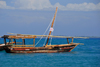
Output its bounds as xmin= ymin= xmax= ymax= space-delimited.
xmin=0 ymin=0 xmax=100 ymax=37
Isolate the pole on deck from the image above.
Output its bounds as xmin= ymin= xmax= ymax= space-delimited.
xmin=9 ymin=39 xmax=10 ymax=43
xmin=22 ymin=39 xmax=25 ymax=45
xmin=72 ymin=37 xmax=74 ymax=43
xmin=4 ymin=38 xmax=6 ymax=45
xmin=67 ymin=38 xmax=69 ymax=44
xmin=8 ymin=39 xmax=11 ymax=45
xmin=33 ymin=38 xmax=35 ymax=47
xmin=11 ymin=39 xmax=14 ymax=45
xmin=14 ymin=39 xmax=16 ymax=45
xmin=45 ymin=7 xmax=58 ymax=47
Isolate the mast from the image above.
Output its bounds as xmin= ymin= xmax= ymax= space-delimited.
xmin=45 ymin=7 xmax=58 ymax=46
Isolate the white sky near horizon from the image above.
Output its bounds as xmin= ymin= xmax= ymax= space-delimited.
xmin=0 ymin=0 xmax=100 ymax=37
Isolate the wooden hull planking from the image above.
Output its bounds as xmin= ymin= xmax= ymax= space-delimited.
xmin=0 ymin=44 xmax=6 ymax=51
xmin=4 ymin=43 xmax=79 ymax=53
xmin=0 ymin=46 xmax=4 ymax=51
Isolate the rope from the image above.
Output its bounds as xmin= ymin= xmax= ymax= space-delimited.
xmin=35 ymin=18 xmax=53 ymax=47
xmin=43 ymin=35 xmax=48 ymax=46
xmin=35 ymin=11 xmax=57 ymax=46
xmin=49 ymin=33 xmax=53 ymax=45
xmin=43 ymin=17 xmax=55 ymax=46
xmin=49 ymin=14 xmax=57 ymax=45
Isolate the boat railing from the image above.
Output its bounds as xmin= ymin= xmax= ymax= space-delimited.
xmin=12 ymin=45 xmax=34 ymax=47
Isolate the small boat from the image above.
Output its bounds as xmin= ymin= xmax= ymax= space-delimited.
xmin=1 ymin=7 xmax=87 ymax=53
xmin=0 ymin=41 xmax=16 ymax=51
xmin=0 ymin=44 xmax=5 ymax=51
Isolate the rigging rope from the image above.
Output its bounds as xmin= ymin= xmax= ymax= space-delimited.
xmin=49 ymin=33 xmax=53 ymax=45
xmin=35 ymin=18 xmax=53 ymax=47
xmin=35 ymin=10 xmax=57 ymax=47
xmin=49 ymin=14 xmax=57 ymax=45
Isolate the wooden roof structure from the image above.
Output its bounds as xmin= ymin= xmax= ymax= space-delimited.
xmin=1 ymin=34 xmax=88 ymax=39
xmin=1 ymin=35 xmax=36 ymax=39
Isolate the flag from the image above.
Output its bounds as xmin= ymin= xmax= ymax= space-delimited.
xmin=50 ymin=27 xmax=54 ymax=32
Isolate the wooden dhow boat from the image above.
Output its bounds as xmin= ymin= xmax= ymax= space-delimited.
xmin=1 ymin=7 xmax=87 ymax=53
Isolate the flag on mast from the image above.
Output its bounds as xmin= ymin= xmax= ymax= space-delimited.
xmin=50 ymin=27 xmax=54 ymax=32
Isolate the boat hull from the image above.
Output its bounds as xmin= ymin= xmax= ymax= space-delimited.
xmin=0 ymin=44 xmax=6 ymax=51
xmin=4 ymin=43 xmax=79 ymax=53
xmin=0 ymin=46 xmax=4 ymax=51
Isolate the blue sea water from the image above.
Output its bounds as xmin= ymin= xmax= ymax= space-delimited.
xmin=0 ymin=38 xmax=100 ymax=67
